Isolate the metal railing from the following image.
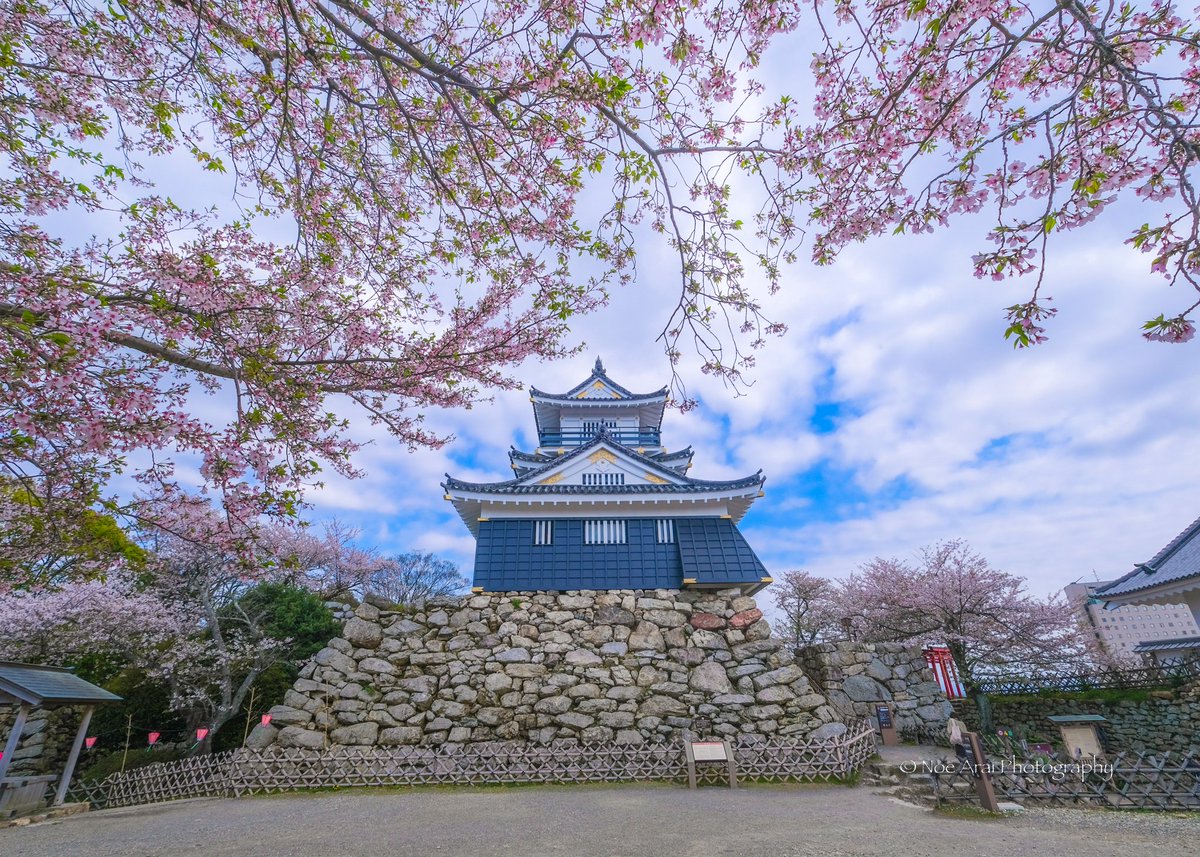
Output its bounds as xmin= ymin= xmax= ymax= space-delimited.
xmin=975 ymin=660 xmax=1200 ymax=696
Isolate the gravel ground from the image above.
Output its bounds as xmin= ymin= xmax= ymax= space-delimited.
xmin=2 ymin=783 xmax=1197 ymax=857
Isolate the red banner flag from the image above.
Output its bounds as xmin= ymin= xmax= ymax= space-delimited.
xmin=148 ymin=732 xmax=160 ymax=745
xmin=260 ymin=714 xmax=272 ymax=726
xmin=196 ymin=728 xmax=209 ymax=741
xmin=85 ymin=736 xmax=97 ymax=749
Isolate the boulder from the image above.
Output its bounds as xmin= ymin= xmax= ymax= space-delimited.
xmin=343 ymin=617 xmax=383 ymax=649
xmin=276 ymin=726 xmax=326 ymax=749
xmin=744 ymin=619 xmax=772 ymax=641
xmin=689 ymin=661 xmax=733 ymax=694
xmin=842 ymin=674 xmax=891 ymax=702
xmin=638 ymin=695 xmax=688 ymax=717
xmin=379 ymin=726 xmax=423 ymax=745
xmin=556 ymin=712 xmax=595 ymax=730
xmin=314 ymin=647 xmax=358 ymax=676
xmin=866 ymin=659 xmax=891 ymax=681
xmin=266 ymin=705 xmax=312 ymax=727
xmin=244 ymin=724 xmax=278 ymax=750
xmin=808 ymin=722 xmax=848 ymax=741
xmin=330 ymin=721 xmax=379 ymax=745
xmin=643 ymin=609 xmax=687 ymax=628
xmin=564 ymin=650 xmax=602 ymax=667
xmin=729 ymin=608 xmax=763 ymax=630
xmin=594 ymin=606 xmax=637 ymax=627
xmin=689 ymin=612 xmax=726 ymax=631
xmin=358 ymin=657 xmax=396 ymax=675
xmin=752 ymin=665 xmax=804 ymax=689
xmin=628 ymin=622 xmax=666 ymax=652
xmin=496 ymin=647 xmax=531 ymax=663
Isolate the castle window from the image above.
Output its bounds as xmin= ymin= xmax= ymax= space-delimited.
xmin=584 ymin=519 xmax=627 ymax=545
xmin=582 ymin=471 xmax=625 ymax=486
xmin=582 ymin=419 xmax=618 ymax=437
xmin=655 ymin=519 xmax=675 ymax=544
xmin=533 ymin=520 xmax=554 ymax=546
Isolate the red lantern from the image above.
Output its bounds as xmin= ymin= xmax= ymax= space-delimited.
xmin=196 ymin=728 xmax=209 ymax=742
xmin=260 ymin=714 xmax=272 ymax=726
xmin=148 ymin=732 xmax=160 ymax=745
xmin=85 ymin=736 xmax=97 ymax=749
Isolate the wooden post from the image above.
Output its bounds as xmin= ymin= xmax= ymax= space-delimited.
xmin=240 ymin=686 xmax=257 ymax=748
xmin=966 ymin=731 xmax=1000 ymax=813
xmin=0 ymin=702 xmax=31 ymax=782
xmin=53 ymin=705 xmax=93 ymax=806
xmin=120 ymin=712 xmax=132 ymax=773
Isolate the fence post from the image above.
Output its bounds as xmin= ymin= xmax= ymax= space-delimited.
xmin=966 ymin=731 xmax=1000 ymax=813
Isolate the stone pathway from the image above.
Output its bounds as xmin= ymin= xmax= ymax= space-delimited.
xmin=3 ymin=781 xmax=1196 ymax=857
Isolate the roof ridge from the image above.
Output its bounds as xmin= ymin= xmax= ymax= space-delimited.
xmin=1144 ymin=513 xmax=1200 ymax=569
xmin=443 ymin=434 xmax=764 ymax=493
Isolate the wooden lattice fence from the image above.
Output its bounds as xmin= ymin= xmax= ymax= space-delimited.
xmin=69 ymin=721 xmax=877 ymax=808
xmin=68 ymin=752 xmax=235 ymax=810
xmin=930 ymin=747 xmax=1200 ymax=810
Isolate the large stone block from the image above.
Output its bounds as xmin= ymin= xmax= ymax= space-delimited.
xmin=628 ymin=622 xmax=666 ymax=652
xmin=343 ymin=617 xmax=384 ymax=649
xmin=266 ymin=704 xmax=313 ymax=727
xmin=842 ymin=674 xmax=892 ymax=702
xmin=276 ymin=726 xmax=326 ymax=749
xmin=594 ymin=606 xmax=637 ymax=627
xmin=314 ymin=647 xmax=358 ymax=676
xmin=379 ymin=726 xmax=423 ymax=745
xmin=689 ymin=661 xmax=733 ymax=694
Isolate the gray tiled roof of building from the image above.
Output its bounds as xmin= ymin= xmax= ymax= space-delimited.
xmin=530 ymin=357 xmax=668 ymax=402
xmin=1097 ymin=514 xmax=1200 ymax=598
xmin=448 ymin=431 xmax=762 ymax=495
xmin=0 ymin=661 xmax=122 ymax=705
xmin=1133 ymin=635 xmax=1200 ymax=653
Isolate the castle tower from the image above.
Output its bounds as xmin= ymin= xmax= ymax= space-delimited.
xmin=443 ymin=359 xmax=772 ymax=593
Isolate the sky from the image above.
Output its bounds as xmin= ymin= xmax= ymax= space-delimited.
xmin=72 ymin=17 xmax=1200 ymax=603
xmin=297 ymin=197 xmax=1200 ymax=600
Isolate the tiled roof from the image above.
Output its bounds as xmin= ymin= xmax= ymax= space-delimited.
xmin=470 ymin=516 xmax=769 ymax=592
xmin=444 ymin=477 xmax=765 ymax=495
xmin=1133 ymin=635 xmax=1200 ymax=653
xmin=445 ymin=431 xmax=762 ymax=495
xmin=0 ymin=661 xmax=123 ymax=706
xmin=677 ymin=518 xmax=770 ymax=585
xmin=530 ymin=357 xmax=667 ymax=402
xmin=1096 ymin=514 xmax=1200 ymax=599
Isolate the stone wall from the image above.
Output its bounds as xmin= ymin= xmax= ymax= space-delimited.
xmin=250 ymin=589 xmax=848 ymax=749
xmin=953 ymin=682 xmax=1200 ymax=753
xmin=0 ymin=705 xmax=79 ymax=778
xmin=796 ymin=642 xmax=953 ymax=733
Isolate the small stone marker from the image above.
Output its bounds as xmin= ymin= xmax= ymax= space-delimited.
xmin=684 ymin=740 xmax=737 ymax=789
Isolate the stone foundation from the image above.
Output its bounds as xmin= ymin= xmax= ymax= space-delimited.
xmin=952 ymin=682 xmax=1200 ymax=753
xmin=250 ymin=589 xmax=844 ymax=749
xmin=795 ymin=642 xmax=953 ymax=732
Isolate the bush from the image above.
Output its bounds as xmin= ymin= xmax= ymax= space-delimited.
xmin=80 ymin=746 xmax=190 ymax=782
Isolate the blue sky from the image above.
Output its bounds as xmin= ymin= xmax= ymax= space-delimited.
xmin=76 ymin=23 xmax=1200 ymax=602
xmin=288 ymin=194 xmax=1200 ymax=600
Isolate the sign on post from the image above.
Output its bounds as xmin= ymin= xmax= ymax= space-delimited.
xmin=875 ymin=704 xmax=898 ymax=746
xmin=684 ymin=740 xmax=737 ymax=789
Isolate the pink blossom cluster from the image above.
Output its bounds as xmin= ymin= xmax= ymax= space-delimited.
xmin=803 ymin=0 xmax=1200 ymax=340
